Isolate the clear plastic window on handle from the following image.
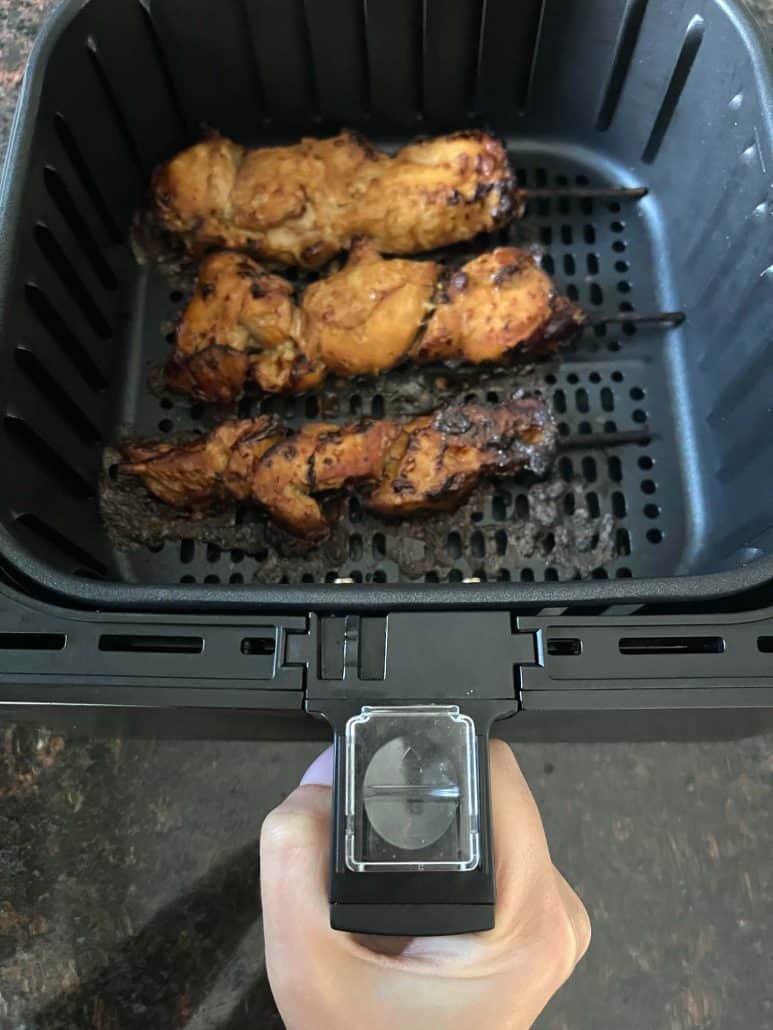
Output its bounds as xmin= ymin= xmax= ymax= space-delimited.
xmin=344 ymin=705 xmax=480 ymax=873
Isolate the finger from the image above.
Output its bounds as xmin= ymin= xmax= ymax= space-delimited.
xmin=487 ymin=741 xmax=556 ymax=932
xmin=301 ymin=743 xmax=335 ymax=786
xmin=553 ymin=867 xmax=592 ymax=965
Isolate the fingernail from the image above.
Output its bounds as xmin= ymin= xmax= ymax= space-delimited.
xmin=300 ymin=744 xmax=334 ymax=787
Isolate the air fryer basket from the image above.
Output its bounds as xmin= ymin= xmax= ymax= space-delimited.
xmin=0 ymin=0 xmax=772 ymax=610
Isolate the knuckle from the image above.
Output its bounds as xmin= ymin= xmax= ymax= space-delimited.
xmin=537 ymin=897 xmax=583 ymax=985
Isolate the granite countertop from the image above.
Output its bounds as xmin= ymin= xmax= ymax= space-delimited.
xmin=1 ymin=3 xmax=773 ymax=1029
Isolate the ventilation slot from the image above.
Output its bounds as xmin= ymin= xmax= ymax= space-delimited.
xmin=0 ymin=633 xmax=66 ymax=651
xmin=34 ymin=224 xmax=112 ymax=339
xmin=14 ymin=348 xmax=101 ymax=444
xmin=99 ymin=634 xmax=204 ymax=654
xmin=15 ymin=513 xmax=106 ymax=574
xmin=53 ymin=114 xmax=122 ymax=243
xmin=25 ymin=284 xmax=107 ymax=390
xmin=597 ymin=0 xmax=649 ymax=130
xmin=619 ymin=636 xmax=724 ymax=655
xmin=4 ymin=415 xmax=93 ymax=499
xmin=85 ymin=36 xmax=144 ymax=173
xmin=43 ymin=167 xmax=118 ymax=290
xmin=642 ymin=16 xmax=704 ymax=163
xmin=758 ymin=637 xmax=773 ymax=654
xmin=241 ymin=636 xmax=276 ymax=656
xmin=546 ymin=637 xmax=582 ymax=656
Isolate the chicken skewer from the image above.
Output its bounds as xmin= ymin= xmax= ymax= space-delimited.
xmin=119 ymin=397 xmax=556 ymax=543
xmin=152 ymin=131 xmax=649 ymax=269
xmin=164 ymin=242 xmax=585 ymax=404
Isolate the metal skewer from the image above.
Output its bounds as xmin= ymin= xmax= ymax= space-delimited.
xmin=559 ymin=428 xmax=653 ymax=450
xmin=520 ymin=186 xmax=649 ymax=200
xmin=586 ymin=311 xmax=685 ymax=329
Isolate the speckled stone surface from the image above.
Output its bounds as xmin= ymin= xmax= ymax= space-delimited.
xmin=1 ymin=2 xmax=773 ymax=1029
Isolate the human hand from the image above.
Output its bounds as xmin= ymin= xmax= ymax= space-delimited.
xmin=260 ymin=741 xmax=590 ymax=1030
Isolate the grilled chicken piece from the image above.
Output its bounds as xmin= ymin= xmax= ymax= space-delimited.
xmin=164 ymin=251 xmax=321 ymax=404
xmin=119 ymin=398 xmax=556 ymax=541
xmin=414 ymin=249 xmax=585 ymax=364
xmin=120 ymin=417 xmax=282 ymax=509
xmin=152 ymin=130 xmax=516 ymax=268
xmin=164 ymin=246 xmax=582 ymax=402
xmin=302 ymin=238 xmax=439 ymax=377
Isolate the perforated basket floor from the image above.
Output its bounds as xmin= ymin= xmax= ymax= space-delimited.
xmin=101 ymin=146 xmax=685 ymax=587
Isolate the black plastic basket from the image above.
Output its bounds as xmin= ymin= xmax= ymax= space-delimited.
xmin=0 ymin=0 xmax=772 ymax=744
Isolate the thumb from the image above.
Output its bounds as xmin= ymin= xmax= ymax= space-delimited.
xmin=260 ymin=746 xmax=335 ymax=958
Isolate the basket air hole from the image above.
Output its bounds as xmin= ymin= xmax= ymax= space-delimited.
xmin=592 ymin=568 xmax=608 ymax=579
xmin=180 ymin=539 xmax=194 ymax=563
xmin=231 ymin=548 xmax=244 ymax=563
xmin=53 ymin=114 xmax=122 ymax=243
xmin=372 ymin=533 xmax=386 ymax=559
xmin=486 ymin=390 xmax=499 ymax=403
xmin=206 ymin=543 xmax=221 ymax=562
xmin=445 ymin=532 xmax=462 ymax=559
xmin=632 ymin=409 xmax=647 ymax=424
xmin=612 ymin=240 xmax=626 ymax=253
xmin=611 ymin=371 xmax=624 ymax=382
xmin=605 ymin=420 xmax=617 ymax=433
xmin=241 ymin=636 xmax=276 ymax=656
xmin=618 ymin=281 xmax=631 ymax=294
xmin=229 ymin=573 xmax=244 ymax=584
xmin=615 ymin=260 xmax=629 ymax=273
xmin=541 ymin=254 xmax=555 ymax=275
xmin=160 ymin=397 xmax=173 ymax=410
xmin=547 ymin=637 xmax=582 ymax=656
xmin=616 ymin=528 xmax=631 ymax=556
xmin=567 ymin=284 xmax=579 ymax=302
xmin=581 ymin=456 xmax=597 ymax=482
xmin=169 ymin=290 xmax=183 ymax=303
xmin=85 ymin=35 xmax=144 ymax=173
xmin=448 ymin=569 xmax=463 ymax=583
xmin=563 ymin=254 xmax=575 ymax=276
xmin=589 ymin=371 xmax=601 ymax=384
xmin=612 ymin=491 xmax=627 ymax=517
xmin=465 ymin=393 xmax=479 ymax=404
xmin=575 ymin=388 xmax=589 ymax=413
xmin=34 ymin=224 xmax=112 ymax=339
xmin=758 ymin=638 xmax=773 ymax=653
xmin=25 ymin=284 xmax=106 ymax=390
xmin=43 ymin=167 xmax=118 ymax=290
xmin=165 ymin=332 xmax=176 ymax=344
xmin=349 ymin=394 xmax=362 ymax=415
xmin=558 ymin=456 xmax=573 ymax=481
xmin=589 ymin=283 xmax=604 ymax=306
xmin=4 ymin=415 xmax=93 ymax=499
xmin=596 ymin=0 xmax=649 ymax=130
xmin=578 ymin=421 xmax=592 ymax=435
xmin=371 ymin=395 xmax=385 ymax=417
xmin=638 ymin=455 xmax=654 ymax=470
xmin=237 ymin=396 xmax=253 ymax=418
xmin=492 ymin=493 xmax=508 ymax=520
xmin=540 ymin=226 xmax=552 ymax=245
xmin=587 ymin=254 xmax=599 ymax=275
xmin=545 ymin=567 xmax=559 ymax=581
xmin=647 ymin=528 xmax=663 ymax=544
xmin=0 ymin=633 xmax=66 ymax=651
xmin=13 ymin=348 xmax=101 ymax=443
xmin=583 ymin=225 xmax=596 ymax=245
xmin=204 ymin=574 xmax=220 ymax=584
xmin=564 ymin=493 xmax=575 ymax=515
xmin=158 ymin=419 xmax=173 ymax=433
xmin=608 ymin=456 xmax=622 ymax=482
xmin=561 ymin=225 xmax=573 ymax=245
xmin=644 ymin=504 xmax=660 ymax=519
xmin=515 ymin=495 xmax=530 ymax=518
xmin=567 ymin=372 xmax=579 ymax=385
xmin=349 ymin=496 xmax=363 ymax=522
xmin=521 ymin=568 xmax=534 ymax=582
xmin=426 ymin=571 xmax=439 ymax=583
xmin=497 ymin=569 xmax=511 ymax=582
xmin=641 ymin=479 xmax=656 ymax=494
xmin=495 ymin=529 xmax=507 ymax=556
xmin=302 ymin=573 xmax=314 ymax=584
xmin=146 ymin=541 xmax=163 ymax=554
xmin=305 ymin=396 xmax=319 ymax=417
xmin=535 ymin=168 xmax=548 ymax=187
xmin=643 ymin=16 xmax=705 ymax=163
xmin=349 ymin=534 xmax=363 ymax=560
xmin=600 ymin=387 xmax=614 ymax=412
xmin=283 ymin=397 xmax=296 ymax=418
xmin=620 ymin=635 xmax=723 ymax=656
xmin=16 ymin=513 xmax=105 ymax=573
xmin=99 ymin=634 xmax=203 ymax=654
xmin=541 ymin=532 xmax=555 ymax=556
xmin=471 ymin=531 xmax=485 ymax=558
xmin=586 ymin=492 xmax=600 ymax=518
xmin=553 ymin=389 xmax=566 ymax=414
